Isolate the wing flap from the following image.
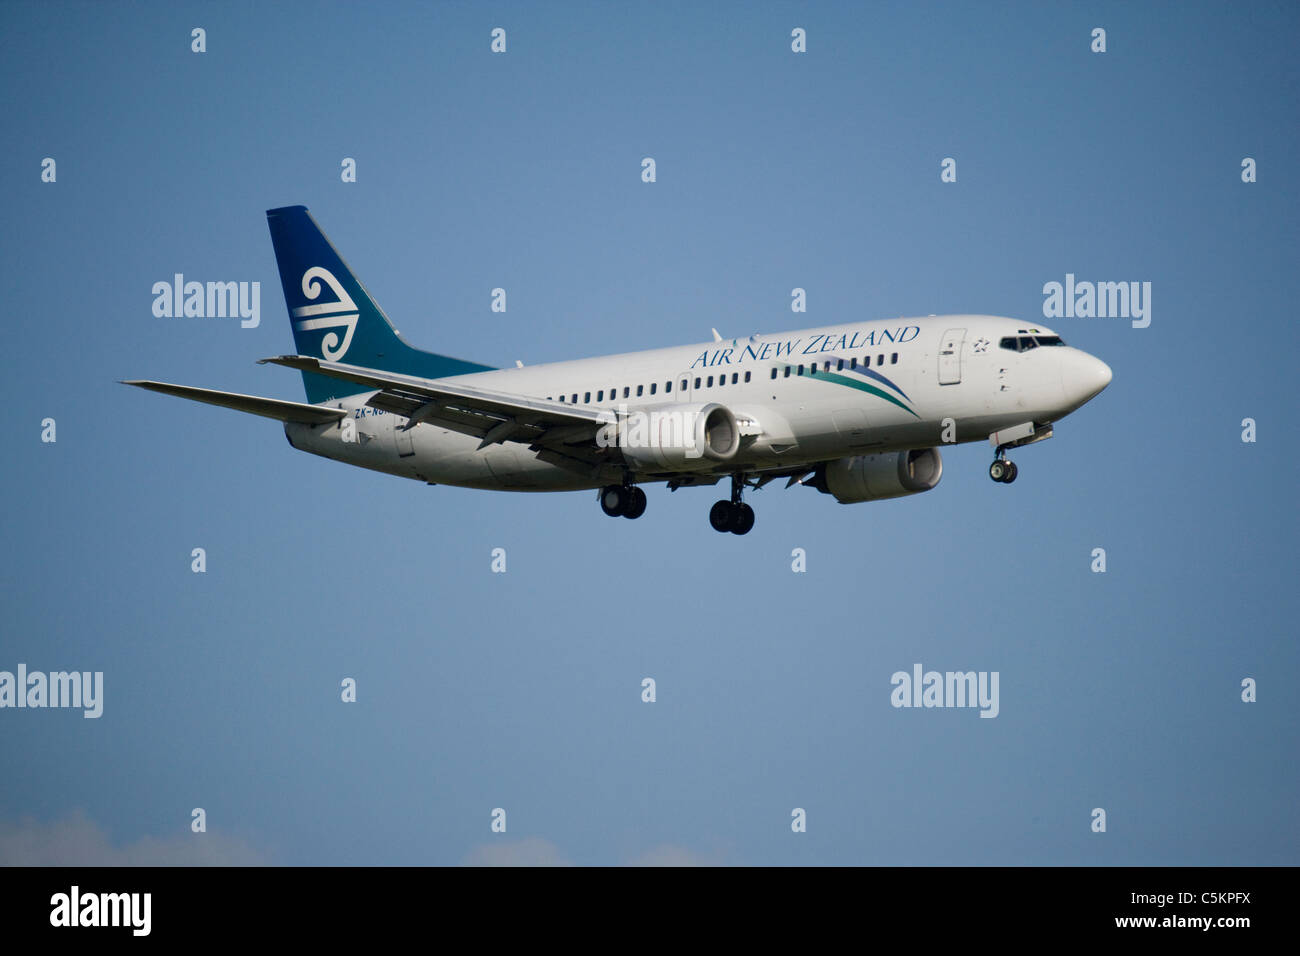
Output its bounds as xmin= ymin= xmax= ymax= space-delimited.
xmin=260 ymin=355 xmax=602 ymax=427
xmin=259 ymin=356 xmax=612 ymax=459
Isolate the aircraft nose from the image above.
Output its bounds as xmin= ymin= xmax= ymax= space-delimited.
xmin=1062 ymin=352 xmax=1112 ymax=405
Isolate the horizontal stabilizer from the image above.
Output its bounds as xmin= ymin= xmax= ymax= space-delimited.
xmin=122 ymin=381 xmax=347 ymax=424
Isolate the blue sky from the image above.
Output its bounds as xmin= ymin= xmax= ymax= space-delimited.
xmin=1 ymin=1 xmax=1296 ymax=865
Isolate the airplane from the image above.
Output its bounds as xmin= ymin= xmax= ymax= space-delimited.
xmin=125 ymin=205 xmax=1112 ymax=535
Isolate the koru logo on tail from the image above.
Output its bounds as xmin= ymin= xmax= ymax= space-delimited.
xmin=292 ymin=267 xmax=358 ymax=361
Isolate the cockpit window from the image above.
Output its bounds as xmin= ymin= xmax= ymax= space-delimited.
xmin=1000 ymin=334 xmax=1066 ymax=352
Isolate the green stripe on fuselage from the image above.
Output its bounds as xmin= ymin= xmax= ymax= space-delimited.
xmin=817 ymin=372 xmax=920 ymax=418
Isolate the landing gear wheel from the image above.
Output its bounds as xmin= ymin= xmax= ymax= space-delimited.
xmin=730 ymin=502 xmax=755 ymax=535
xmin=989 ymin=460 xmax=1009 ymax=483
xmin=623 ymin=486 xmax=647 ymax=519
xmin=1003 ymin=461 xmax=1018 ymax=484
xmin=709 ymin=500 xmax=736 ymax=532
xmin=600 ymin=485 xmax=628 ymax=517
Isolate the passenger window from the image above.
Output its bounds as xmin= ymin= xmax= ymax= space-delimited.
xmin=783 ymin=366 xmax=791 ymax=378
xmin=837 ymin=359 xmax=844 ymax=371
xmin=891 ymin=353 xmax=898 ymax=364
xmin=597 ymin=390 xmax=604 ymax=401
xmin=707 ymin=375 xmax=714 ymax=387
xmin=851 ymin=357 xmax=857 ymax=369
xmin=636 ymin=384 xmax=644 ymax=397
xmin=571 ymin=394 xmax=578 ymax=403
xmin=743 ymin=371 xmax=751 ymax=383
xmin=667 ymin=381 xmax=673 ymax=393
xmin=877 ymin=355 xmax=884 ymax=365
xmin=650 ymin=383 xmax=657 ymax=395
xmin=797 ymin=365 xmax=804 ymax=376
xmin=584 ymin=392 xmax=590 ymax=403
xmin=717 ymin=375 xmax=725 ymax=387
xmin=694 ymin=377 xmax=701 ymax=389
xmin=771 ymin=368 xmax=778 ymax=379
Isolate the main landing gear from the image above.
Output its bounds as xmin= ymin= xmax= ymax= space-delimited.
xmin=989 ymin=447 xmax=1019 ymax=484
xmin=709 ymin=474 xmax=755 ymax=535
xmin=599 ymin=483 xmax=646 ymax=519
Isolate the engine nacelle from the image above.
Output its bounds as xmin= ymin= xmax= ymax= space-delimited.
xmin=810 ymin=448 xmax=943 ymax=503
xmin=608 ymin=402 xmax=741 ymax=472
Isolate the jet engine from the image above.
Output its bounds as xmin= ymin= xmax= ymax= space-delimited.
xmin=808 ymin=448 xmax=943 ymax=503
xmin=611 ymin=402 xmax=740 ymax=472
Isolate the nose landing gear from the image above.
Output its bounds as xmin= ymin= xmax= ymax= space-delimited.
xmin=987 ymin=422 xmax=1053 ymax=485
xmin=710 ymin=474 xmax=756 ymax=535
xmin=989 ymin=449 xmax=1018 ymax=484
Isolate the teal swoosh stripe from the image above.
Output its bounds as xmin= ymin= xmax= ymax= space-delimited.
xmin=819 ymin=372 xmax=921 ymax=418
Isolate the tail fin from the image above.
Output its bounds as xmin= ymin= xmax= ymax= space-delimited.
xmin=266 ymin=205 xmax=494 ymax=404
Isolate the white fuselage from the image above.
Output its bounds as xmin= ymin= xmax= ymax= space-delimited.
xmin=283 ymin=315 xmax=1111 ymax=491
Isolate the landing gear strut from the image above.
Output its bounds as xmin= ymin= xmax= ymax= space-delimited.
xmin=989 ymin=446 xmax=1019 ymax=484
xmin=599 ymin=482 xmax=646 ymax=519
xmin=710 ymin=474 xmax=755 ymax=535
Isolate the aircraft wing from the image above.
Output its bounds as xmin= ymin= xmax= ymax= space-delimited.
xmin=259 ymin=355 xmax=617 ymax=474
xmin=122 ymin=380 xmax=348 ymax=425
